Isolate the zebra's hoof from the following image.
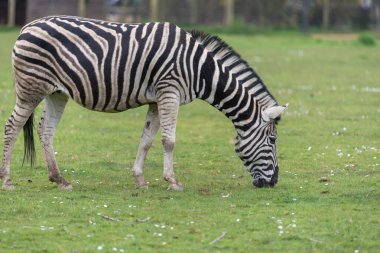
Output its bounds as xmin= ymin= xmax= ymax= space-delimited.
xmin=168 ymin=182 xmax=183 ymax=191
xmin=58 ymin=183 xmax=73 ymax=191
xmin=2 ymin=181 xmax=15 ymax=191
xmin=134 ymin=174 xmax=148 ymax=189
xmin=136 ymin=183 xmax=148 ymax=189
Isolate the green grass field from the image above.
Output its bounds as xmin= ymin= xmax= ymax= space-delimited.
xmin=0 ymin=29 xmax=379 ymax=253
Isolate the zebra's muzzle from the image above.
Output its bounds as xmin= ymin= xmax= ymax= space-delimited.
xmin=252 ymin=165 xmax=278 ymax=188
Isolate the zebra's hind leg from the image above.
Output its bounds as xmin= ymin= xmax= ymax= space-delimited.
xmin=1 ymin=100 xmax=40 ymax=190
xmin=37 ymin=92 xmax=71 ymax=190
xmin=157 ymin=93 xmax=183 ymax=191
xmin=133 ymin=104 xmax=160 ymax=189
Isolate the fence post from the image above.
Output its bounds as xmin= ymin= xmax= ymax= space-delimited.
xmin=191 ymin=0 xmax=198 ymax=24
xmin=150 ymin=0 xmax=158 ymax=21
xmin=322 ymin=0 xmax=330 ymax=30
xmin=7 ymin=0 xmax=16 ymax=26
xmin=301 ymin=0 xmax=309 ymax=33
xmin=375 ymin=0 xmax=380 ymax=32
xmin=224 ymin=0 xmax=234 ymax=25
xmin=78 ymin=0 xmax=86 ymax=17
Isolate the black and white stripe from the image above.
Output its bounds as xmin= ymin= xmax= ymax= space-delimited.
xmin=1 ymin=16 xmax=286 ymax=190
xmin=190 ymin=32 xmax=287 ymax=187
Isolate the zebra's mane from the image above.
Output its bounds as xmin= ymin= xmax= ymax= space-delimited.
xmin=190 ymin=31 xmax=275 ymax=96
xmin=190 ymin=30 xmax=280 ymax=122
xmin=190 ymin=30 xmax=249 ymax=75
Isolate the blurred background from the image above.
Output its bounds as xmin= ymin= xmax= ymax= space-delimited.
xmin=1 ymin=0 xmax=380 ymax=32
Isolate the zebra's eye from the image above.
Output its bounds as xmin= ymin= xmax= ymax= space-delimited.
xmin=269 ymin=136 xmax=276 ymax=144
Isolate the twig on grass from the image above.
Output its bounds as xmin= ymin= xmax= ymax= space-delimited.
xmin=63 ymin=226 xmax=70 ymax=234
xmin=308 ymin=237 xmax=322 ymax=243
xmin=366 ymin=189 xmax=375 ymax=198
xmin=135 ymin=217 xmax=151 ymax=223
xmin=101 ymin=215 xmax=120 ymax=222
xmin=209 ymin=232 xmax=227 ymax=245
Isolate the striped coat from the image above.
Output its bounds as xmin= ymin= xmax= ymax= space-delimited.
xmin=1 ymin=16 xmax=287 ymax=190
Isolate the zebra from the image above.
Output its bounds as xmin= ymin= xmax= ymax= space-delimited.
xmin=0 ymin=16 xmax=287 ymax=191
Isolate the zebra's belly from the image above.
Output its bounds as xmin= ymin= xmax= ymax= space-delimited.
xmin=61 ymin=81 xmax=157 ymax=113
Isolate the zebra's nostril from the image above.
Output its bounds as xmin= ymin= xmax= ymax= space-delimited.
xmin=253 ymin=178 xmax=266 ymax=188
xmin=253 ymin=177 xmax=277 ymax=188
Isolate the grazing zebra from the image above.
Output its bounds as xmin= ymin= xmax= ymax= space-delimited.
xmin=0 ymin=16 xmax=287 ymax=191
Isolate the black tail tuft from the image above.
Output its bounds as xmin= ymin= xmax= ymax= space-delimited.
xmin=22 ymin=112 xmax=35 ymax=169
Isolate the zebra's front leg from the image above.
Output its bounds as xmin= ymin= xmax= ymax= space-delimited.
xmin=157 ymin=94 xmax=183 ymax=191
xmin=38 ymin=93 xmax=71 ymax=190
xmin=133 ymin=104 xmax=160 ymax=189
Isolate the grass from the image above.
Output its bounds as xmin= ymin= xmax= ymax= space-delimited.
xmin=0 ymin=28 xmax=379 ymax=252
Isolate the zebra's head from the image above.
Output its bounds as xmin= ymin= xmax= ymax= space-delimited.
xmin=235 ymin=104 xmax=288 ymax=188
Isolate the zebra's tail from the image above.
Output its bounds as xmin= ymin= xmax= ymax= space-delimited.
xmin=22 ymin=112 xmax=35 ymax=169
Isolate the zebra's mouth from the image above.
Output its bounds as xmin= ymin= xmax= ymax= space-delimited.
xmin=252 ymin=165 xmax=278 ymax=188
xmin=253 ymin=178 xmax=275 ymax=188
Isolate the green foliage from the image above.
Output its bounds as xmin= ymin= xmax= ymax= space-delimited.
xmin=0 ymin=31 xmax=379 ymax=252
xmin=357 ymin=32 xmax=377 ymax=46
xmin=0 ymin=26 xmax=19 ymax=32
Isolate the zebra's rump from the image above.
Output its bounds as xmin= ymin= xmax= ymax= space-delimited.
xmin=12 ymin=16 xmax=187 ymax=112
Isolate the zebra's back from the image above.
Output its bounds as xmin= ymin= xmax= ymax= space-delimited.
xmin=13 ymin=16 xmax=189 ymax=112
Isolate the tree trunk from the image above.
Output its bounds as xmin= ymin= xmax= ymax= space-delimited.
xmin=150 ymin=0 xmax=158 ymax=21
xmin=224 ymin=0 xmax=234 ymax=25
xmin=375 ymin=0 xmax=380 ymax=32
xmin=301 ymin=0 xmax=309 ymax=33
xmin=78 ymin=0 xmax=86 ymax=17
xmin=191 ymin=0 xmax=198 ymax=24
xmin=322 ymin=0 xmax=330 ymax=30
xmin=7 ymin=0 xmax=16 ymax=26
xmin=257 ymin=0 xmax=265 ymax=27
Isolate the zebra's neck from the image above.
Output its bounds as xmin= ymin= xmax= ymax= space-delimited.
xmin=191 ymin=31 xmax=277 ymax=134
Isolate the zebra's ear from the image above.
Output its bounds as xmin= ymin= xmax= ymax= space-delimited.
xmin=262 ymin=103 xmax=289 ymax=122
